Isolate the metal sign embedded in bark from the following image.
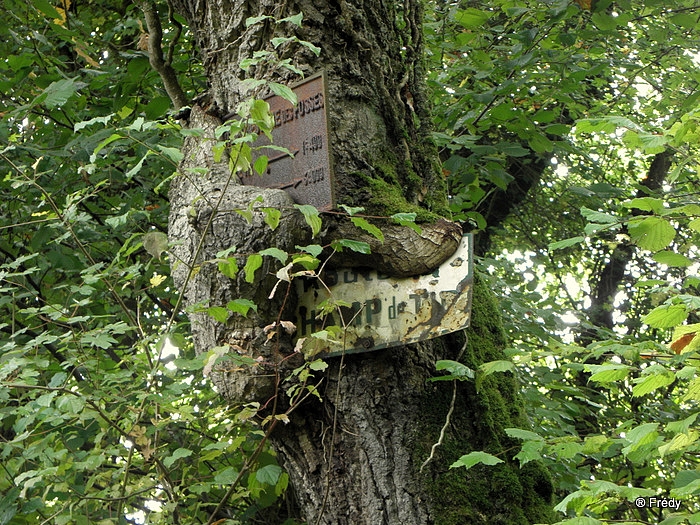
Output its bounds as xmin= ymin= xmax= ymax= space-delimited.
xmin=240 ymin=72 xmax=335 ymax=211
xmin=295 ymin=235 xmax=474 ymax=357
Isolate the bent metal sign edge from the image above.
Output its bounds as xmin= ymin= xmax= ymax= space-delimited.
xmin=239 ymin=72 xmax=335 ymax=211
xmin=295 ymin=235 xmax=474 ymax=357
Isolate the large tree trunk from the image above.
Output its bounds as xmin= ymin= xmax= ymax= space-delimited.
xmin=167 ymin=0 xmax=553 ymax=523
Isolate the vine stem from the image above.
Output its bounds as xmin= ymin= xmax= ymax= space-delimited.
xmin=420 ymin=335 xmax=468 ymax=472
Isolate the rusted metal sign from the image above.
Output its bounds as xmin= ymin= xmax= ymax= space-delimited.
xmin=240 ymin=72 xmax=334 ymax=211
xmin=295 ymin=235 xmax=474 ymax=357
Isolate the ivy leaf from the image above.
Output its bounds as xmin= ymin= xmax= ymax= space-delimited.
xmin=449 ymin=451 xmax=503 ymax=470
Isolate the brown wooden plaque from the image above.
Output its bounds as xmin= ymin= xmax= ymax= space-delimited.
xmin=240 ymin=72 xmax=334 ymax=211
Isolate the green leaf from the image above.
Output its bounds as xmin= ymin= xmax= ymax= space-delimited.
xmin=580 ymin=207 xmax=618 ymax=224
xmin=227 ymin=299 xmax=257 ymax=317
xmin=126 ymin=151 xmax=152 ymax=179
xmin=269 ymin=82 xmax=297 ymax=105
xmin=505 ymin=428 xmax=544 ymax=441
xmin=628 ymin=216 xmax=676 ymax=251
xmin=41 ymin=78 xmax=86 ymax=108
xmin=643 ymin=304 xmax=688 ymax=329
xmin=479 ymin=360 xmax=515 ymax=376
xmin=254 ymin=155 xmax=269 ymax=176
xmin=624 ymin=197 xmax=665 ymax=214
xmin=259 ymin=247 xmax=288 ymax=264
xmin=163 ymin=448 xmax=193 ymax=468
xmin=261 ymin=207 xmax=281 ymax=230
xmin=294 ymin=204 xmax=322 ymax=237
xmin=513 ymin=439 xmax=545 ymax=466
xmin=350 ymin=217 xmax=384 ymax=242
xmin=218 ymin=257 xmax=240 ymax=279
xmin=244 ymin=254 xmax=263 ymax=283
xmin=339 ymin=204 xmax=365 ymax=216
xmin=279 ymin=12 xmax=303 ymax=26
xmin=454 ymin=8 xmax=492 ymax=28
xmin=255 ymin=464 xmax=283 ymax=485
xmin=652 ymin=251 xmax=693 ymax=267
xmin=297 ymin=244 xmax=323 ymax=257
xmin=33 ymin=0 xmax=61 ymax=18
xmin=575 ymin=116 xmax=639 ymax=134
xmin=391 ymin=212 xmax=421 ymax=233
xmin=431 ymin=360 xmax=475 ymax=381
xmin=245 ymin=15 xmax=272 ymax=26
xmin=155 ymin=145 xmax=184 ymax=164
xmin=548 ymin=236 xmax=585 ymax=251
xmin=621 ymin=423 xmax=659 ymax=456
xmin=207 ymin=306 xmax=229 ymax=323
xmin=450 ymin=451 xmax=503 ymax=469
xmin=585 ymin=364 xmax=632 ymax=383
xmin=250 ymin=99 xmax=275 ymax=136
xmin=659 ymin=431 xmax=698 ymax=458
xmin=632 ymin=366 xmax=675 ymax=397
xmin=331 ymin=239 xmax=371 ymax=254
xmin=214 ymin=467 xmax=239 ymax=484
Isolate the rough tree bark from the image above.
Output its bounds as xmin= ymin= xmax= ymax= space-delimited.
xmin=166 ymin=1 xmax=553 ymax=523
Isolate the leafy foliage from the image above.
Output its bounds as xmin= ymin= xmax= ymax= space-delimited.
xmin=3 ymin=0 xmax=700 ymax=523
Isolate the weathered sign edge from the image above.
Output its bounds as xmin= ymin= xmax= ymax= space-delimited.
xmin=307 ymin=234 xmax=474 ymax=358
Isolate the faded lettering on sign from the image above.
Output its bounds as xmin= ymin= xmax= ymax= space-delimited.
xmin=240 ymin=72 xmax=334 ymax=211
xmin=295 ymin=235 xmax=474 ymax=357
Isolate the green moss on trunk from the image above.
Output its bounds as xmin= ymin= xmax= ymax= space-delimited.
xmin=416 ymin=276 xmax=554 ymax=525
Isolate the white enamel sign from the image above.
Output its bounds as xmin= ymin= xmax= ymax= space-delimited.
xmin=295 ymin=235 xmax=474 ymax=356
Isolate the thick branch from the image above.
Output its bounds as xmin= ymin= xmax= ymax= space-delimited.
xmin=136 ymin=0 xmax=188 ymax=109
xmin=584 ymin=150 xmax=673 ymax=335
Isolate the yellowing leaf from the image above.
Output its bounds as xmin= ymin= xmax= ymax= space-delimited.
xmin=150 ymin=273 xmax=167 ymax=287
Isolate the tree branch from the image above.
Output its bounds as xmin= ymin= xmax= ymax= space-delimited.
xmin=136 ymin=0 xmax=189 ymax=109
